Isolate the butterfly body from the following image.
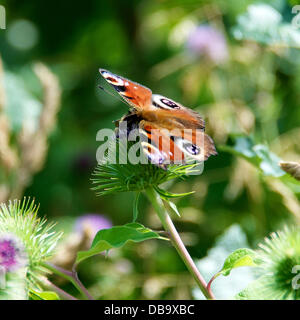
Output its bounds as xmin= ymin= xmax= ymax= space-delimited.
xmin=99 ymin=68 xmax=217 ymax=169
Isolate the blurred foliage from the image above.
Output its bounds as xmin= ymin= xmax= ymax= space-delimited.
xmin=1 ymin=0 xmax=300 ymax=299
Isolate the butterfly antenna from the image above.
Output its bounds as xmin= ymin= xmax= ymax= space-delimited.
xmin=98 ymin=85 xmax=118 ymax=99
xmin=98 ymin=85 xmax=132 ymax=108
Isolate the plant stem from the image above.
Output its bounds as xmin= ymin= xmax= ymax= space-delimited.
xmin=41 ymin=261 xmax=94 ymax=300
xmin=146 ymin=188 xmax=215 ymax=300
xmin=39 ymin=276 xmax=78 ymax=300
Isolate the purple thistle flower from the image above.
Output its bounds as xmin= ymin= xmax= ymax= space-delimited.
xmin=0 ymin=234 xmax=27 ymax=272
xmin=74 ymin=214 xmax=112 ymax=239
xmin=186 ymin=25 xmax=228 ymax=64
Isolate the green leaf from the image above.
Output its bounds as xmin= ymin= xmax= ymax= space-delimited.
xmin=220 ymin=136 xmax=286 ymax=177
xmin=132 ymin=192 xmax=140 ymax=222
xmin=154 ymin=186 xmax=195 ymax=200
xmin=167 ymin=200 xmax=181 ymax=217
xmin=232 ymin=136 xmax=257 ymax=159
xmin=209 ymin=248 xmax=261 ymax=287
xmin=253 ymin=145 xmax=284 ymax=177
xmin=29 ymin=289 xmax=60 ymax=300
xmin=76 ymin=223 xmax=167 ymax=264
xmin=219 ymin=248 xmax=261 ymax=277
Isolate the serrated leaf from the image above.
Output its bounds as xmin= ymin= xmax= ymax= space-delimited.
xmin=132 ymin=192 xmax=140 ymax=222
xmin=76 ymin=223 xmax=167 ymax=264
xmin=29 ymin=289 xmax=60 ymax=300
xmin=154 ymin=186 xmax=194 ymax=200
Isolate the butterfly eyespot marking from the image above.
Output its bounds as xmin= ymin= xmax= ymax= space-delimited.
xmin=152 ymin=94 xmax=181 ymax=110
xmin=172 ymin=136 xmax=201 ymax=156
xmin=160 ymin=98 xmax=180 ymax=109
xmin=183 ymin=142 xmax=200 ymax=155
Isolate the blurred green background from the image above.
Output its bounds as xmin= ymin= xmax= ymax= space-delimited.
xmin=0 ymin=0 xmax=300 ymax=299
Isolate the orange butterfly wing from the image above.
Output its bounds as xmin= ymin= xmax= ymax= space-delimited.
xmin=140 ymin=121 xmax=217 ymax=167
xmin=99 ymin=69 xmax=152 ymax=110
xmin=139 ymin=121 xmax=185 ymax=168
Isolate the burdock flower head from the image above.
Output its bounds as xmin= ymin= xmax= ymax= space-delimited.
xmin=256 ymin=226 xmax=300 ymax=300
xmin=236 ymin=226 xmax=300 ymax=300
xmin=0 ymin=233 xmax=27 ymax=272
xmin=92 ymin=137 xmax=202 ymax=197
xmin=0 ymin=198 xmax=62 ymax=287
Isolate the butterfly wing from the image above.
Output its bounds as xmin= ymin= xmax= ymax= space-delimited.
xmin=99 ymin=69 xmax=152 ymax=110
xmin=172 ymin=129 xmax=218 ymax=161
xmin=140 ymin=94 xmax=205 ymax=130
xmin=139 ymin=121 xmax=185 ymax=169
xmin=139 ymin=121 xmax=217 ymax=168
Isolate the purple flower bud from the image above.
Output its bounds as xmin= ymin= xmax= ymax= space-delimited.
xmin=186 ymin=25 xmax=228 ymax=63
xmin=0 ymin=234 xmax=27 ymax=272
xmin=74 ymin=214 xmax=112 ymax=239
